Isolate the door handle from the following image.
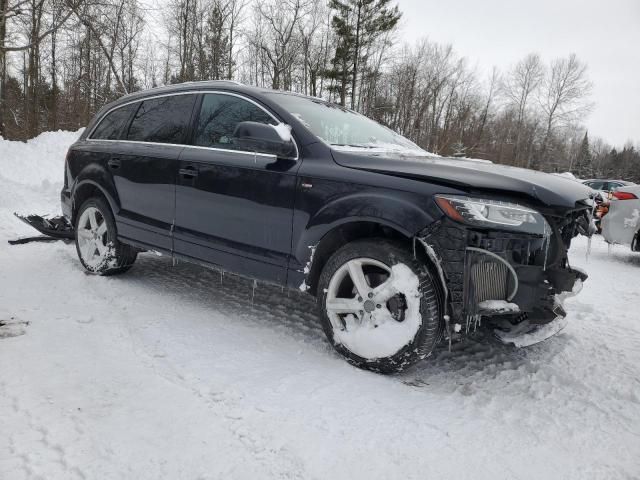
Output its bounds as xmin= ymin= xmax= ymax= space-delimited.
xmin=179 ymin=166 xmax=198 ymax=178
xmin=108 ymin=158 xmax=121 ymax=169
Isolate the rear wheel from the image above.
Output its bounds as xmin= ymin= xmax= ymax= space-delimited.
xmin=75 ymin=197 xmax=137 ymax=275
xmin=317 ymin=239 xmax=443 ymax=373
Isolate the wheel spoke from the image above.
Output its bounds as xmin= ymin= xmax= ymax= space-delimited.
xmin=96 ymin=221 xmax=107 ymax=236
xmin=77 ymin=229 xmax=92 ymax=241
xmin=95 ymin=239 xmax=107 ymax=256
xmin=372 ymin=276 xmax=398 ymax=303
xmin=88 ymin=210 xmax=98 ymax=231
xmin=81 ymin=240 xmax=94 ymax=261
xmin=347 ymin=260 xmax=369 ymax=297
xmin=326 ymin=297 xmax=361 ymax=314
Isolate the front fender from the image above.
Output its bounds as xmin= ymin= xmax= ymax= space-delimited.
xmin=293 ymin=191 xmax=437 ymax=266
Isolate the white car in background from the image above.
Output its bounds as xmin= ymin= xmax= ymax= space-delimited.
xmin=582 ymin=179 xmax=635 ymax=194
xmin=602 ymin=185 xmax=640 ymax=251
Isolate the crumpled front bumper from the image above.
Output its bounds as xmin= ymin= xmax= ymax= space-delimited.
xmin=417 ymin=216 xmax=588 ymax=341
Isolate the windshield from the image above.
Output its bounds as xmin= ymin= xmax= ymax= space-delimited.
xmin=270 ymin=93 xmax=427 ymax=153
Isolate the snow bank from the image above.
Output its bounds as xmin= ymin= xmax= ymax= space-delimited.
xmin=0 ymin=129 xmax=82 ymax=187
xmin=0 ymin=130 xmax=82 ymax=238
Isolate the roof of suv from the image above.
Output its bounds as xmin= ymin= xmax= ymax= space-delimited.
xmin=84 ymin=81 xmax=324 ymax=147
xmin=114 ymin=80 xmax=263 ymax=104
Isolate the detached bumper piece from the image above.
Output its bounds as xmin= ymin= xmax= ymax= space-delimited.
xmin=492 ymin=315 xmax=569 ymax=348
xmin=419 ymin=215 xmax=588 ymax=346
xmin=9 ymin=213 xmax=74 ymax=245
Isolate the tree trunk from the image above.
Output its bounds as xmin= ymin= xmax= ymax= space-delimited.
xmin=50 ymin=15 xmax=58 ymax=130
xmin=0 ymin=0 xmax=7 ymax=136
xmin=350 ymin=2 xmax=361 ymax=110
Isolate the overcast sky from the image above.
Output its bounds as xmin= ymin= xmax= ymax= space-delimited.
xmin=397 ymin=0 xmax=640 ymax=147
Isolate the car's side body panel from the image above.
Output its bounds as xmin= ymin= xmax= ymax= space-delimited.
xmin=174 ymin=146 xmax=300 ymax=284
xmin=108 ymin=141 xmax=182 ymax=251
xmin=65 ymin=142 xmax=120 ymax=218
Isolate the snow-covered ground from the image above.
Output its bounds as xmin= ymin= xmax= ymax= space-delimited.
xmin=1 ymin=132 xmax=640 ymax=480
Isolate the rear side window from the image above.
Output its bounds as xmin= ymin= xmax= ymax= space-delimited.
xmin=194 ymin=93 xmax=275 ymax=149
xmin=126 ymin=95 xmax=196 ymax=144
xmin=91 ymin=104 xmax=136 ymax=140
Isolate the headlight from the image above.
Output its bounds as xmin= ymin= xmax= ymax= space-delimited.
xmin=435 ymin=195 xmax=549 ymax=235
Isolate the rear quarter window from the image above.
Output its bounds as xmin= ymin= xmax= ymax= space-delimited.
xmin=126 ymin=94 xmax=197 ymax=144
xmin=90 ymin=104 xmax=136 ymax=140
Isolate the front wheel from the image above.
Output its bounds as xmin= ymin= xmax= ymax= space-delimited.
xmin=75 ymin=197 xmax=137 ymax=275
xmin=317 ymin=239 xmax=443 ymax=374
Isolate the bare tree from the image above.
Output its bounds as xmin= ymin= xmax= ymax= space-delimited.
xmin=298 ymin=0 xmax=328 ymax=96
xmin=225 ymin=0 xmax=246 ymax=79
xmin=536 ymin=53 xmax=592 ymax=168
xmin=501 ymin=53 xmax=543 ymax=166
xmin=254 ymin=0 xmax=307 ymax=90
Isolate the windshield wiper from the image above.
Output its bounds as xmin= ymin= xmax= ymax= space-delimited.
xmin=330 ymin=143 xmax=378 ymax=149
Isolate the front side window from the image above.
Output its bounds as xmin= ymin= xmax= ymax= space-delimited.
xmin=126 ymin=95 xmax=196 ymax=144
xmin=91 ymin=104 xmax=136 ymax=140
xmin=194 ymin=93 xmax=275 ymax=149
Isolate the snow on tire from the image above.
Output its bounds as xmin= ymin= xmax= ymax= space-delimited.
xmin=318 ymin=239 xmax=443 ymax=373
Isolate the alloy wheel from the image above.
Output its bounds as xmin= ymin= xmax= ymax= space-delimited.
xmin=77 ymin=206 xmax=110 ymax=269
xmin=325 ymin=257 xmax=422 ymax=359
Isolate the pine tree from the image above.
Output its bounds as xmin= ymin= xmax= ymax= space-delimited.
xmin=326 ymin=0 xmax=401 ymax=108
xmin=574 ymin=131 xmax=592 ymax=178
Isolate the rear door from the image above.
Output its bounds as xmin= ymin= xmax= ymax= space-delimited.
xmin=174 ymin=92 xmax=299 ymax=284
xmin=109 ymin=94 xmax=197 ymax=251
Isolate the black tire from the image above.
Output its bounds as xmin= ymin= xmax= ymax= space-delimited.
xmin=317 ymin=239 xmax=443 ymax=374
xmin=74 ymin=197 xmax=137 ymax=275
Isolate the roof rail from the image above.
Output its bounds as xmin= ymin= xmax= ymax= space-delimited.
xmin=120 ymin=80 xmax=245 ymax=98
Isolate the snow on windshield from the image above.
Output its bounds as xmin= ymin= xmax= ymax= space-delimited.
xmin=271 ymin=93 xmax=435 ymax=155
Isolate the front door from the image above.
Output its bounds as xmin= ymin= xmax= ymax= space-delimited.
xmin=174 ymin=92 xmax=299 ymax=284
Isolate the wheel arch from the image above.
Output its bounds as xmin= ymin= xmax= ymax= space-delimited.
xmin=295 ymin=192 xmax=439 ymax=295
xmin=71 ymin=179 xmax=119 ymax=225
xmin=302 ymin=219 xmax=416 ymax=295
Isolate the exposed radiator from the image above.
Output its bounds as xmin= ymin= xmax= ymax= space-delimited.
xmin=464 ymin=247 xmax=518 ymax=315
xmin=470 ymin=260 xmax=509 ymax=302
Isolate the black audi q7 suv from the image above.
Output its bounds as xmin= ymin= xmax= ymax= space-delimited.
xmin=61 ymin=80 xmax=594 ymax=373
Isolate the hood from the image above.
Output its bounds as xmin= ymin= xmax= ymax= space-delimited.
xmin=331 ymin=150 xmax=593 ymax=211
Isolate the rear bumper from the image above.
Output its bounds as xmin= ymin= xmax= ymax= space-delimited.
xmin=602 ymin=200 xmax=640 ymax=247
xmin=418 ymin=217 xmax=588 ymax=333
xmin=61 ymin=188 xmax=72 ymax=221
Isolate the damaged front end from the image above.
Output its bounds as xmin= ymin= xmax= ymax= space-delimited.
xmin=419 ymin=195 xmax=593 ymax=347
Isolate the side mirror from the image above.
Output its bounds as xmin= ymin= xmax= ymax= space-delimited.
xmin=232 ymin=121 xmax=296 ymax=159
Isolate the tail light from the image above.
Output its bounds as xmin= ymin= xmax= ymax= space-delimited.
xmin=612 ymin=191 xmax=638 ymax=201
